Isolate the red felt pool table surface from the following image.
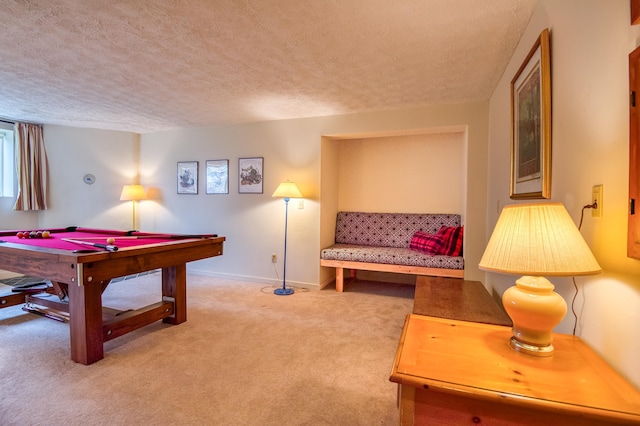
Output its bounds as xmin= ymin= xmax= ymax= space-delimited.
xmin=0 ymin=226 xmax=225 ymax=365
xmin=0 ymin=227 xmax=198 ymax=251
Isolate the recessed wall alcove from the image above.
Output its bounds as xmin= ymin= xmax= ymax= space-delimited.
xmin=319 ymin=126 xmax=468 ymax=287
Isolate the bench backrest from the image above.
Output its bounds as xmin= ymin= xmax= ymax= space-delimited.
xmin=335 ymin=211 xmax=461 ymax=248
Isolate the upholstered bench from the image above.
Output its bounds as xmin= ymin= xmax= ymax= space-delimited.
xmin=320 ymin=212 xmax=464 ymax=292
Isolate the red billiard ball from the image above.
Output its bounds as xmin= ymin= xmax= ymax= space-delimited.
xmin=16 ymin=231 xmax=23 ymax=238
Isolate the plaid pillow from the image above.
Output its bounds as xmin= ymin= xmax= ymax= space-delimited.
xmin=409 ymin=231 xmax=446 ymax=255
xmin=436 ymin=226 xmax=464 ymax=256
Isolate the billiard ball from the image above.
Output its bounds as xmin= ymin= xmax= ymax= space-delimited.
xmin=106 ymin=237 xmax=115 ymax=244
xmin=29 ymin=231 xmax=36 ymax=238
xmin=42 ymin=230 xmax=50 ymax=238
xmin=16 ymin=231 xmax=23 ymax=238
xmin=36 ymin=231 xmax=42 ymax=238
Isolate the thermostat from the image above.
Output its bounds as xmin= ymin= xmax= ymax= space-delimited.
xmin=83 ymin=174 xmax=96 ymax=185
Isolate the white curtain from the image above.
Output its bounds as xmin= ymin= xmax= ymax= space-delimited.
xmin=13 ymin=122 xmax=48 ymax=211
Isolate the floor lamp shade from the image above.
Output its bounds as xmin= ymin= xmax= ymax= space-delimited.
xmin=272 ymin=181 xmax=303 ymax=296
xmin=120 ymin=184 xmax=147 ymax=202
xmin=120 ymin=184 xmax=147 ymax=230
xmin=479 ymin=202 xmax=601 ymax=356
xmin=272 ymin=181 xmax=303 ymax=199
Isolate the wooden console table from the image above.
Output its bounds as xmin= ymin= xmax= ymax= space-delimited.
xmin=412 ymin=276 xmax=512 ymax=326
xmin=390 ymin=315 xmax=640 ymax=425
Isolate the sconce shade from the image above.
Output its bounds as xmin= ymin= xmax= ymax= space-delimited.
xmin=120 ymin=184 xmax=147 ymax=201
xmin=479 ymin=203 xmax=601 ymax=276
xmin=272 ymin=181 xmax=303 ymax=199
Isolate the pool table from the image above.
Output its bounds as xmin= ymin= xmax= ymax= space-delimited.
xmin=0 ymin=227 xmax=225 ymax=365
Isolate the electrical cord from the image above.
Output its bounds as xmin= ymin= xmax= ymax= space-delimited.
xmin=571 ymin=277 xmax=579 ymax=335
xmin=578 ymin=201 xmax=597 ymax=230
xmin=262 ymin=260 xmax=309 ymax=294
xmin=571 ymin=201 xmax=597 ymax=335
xmin=260 ymin=285 xmax=309 ymax=294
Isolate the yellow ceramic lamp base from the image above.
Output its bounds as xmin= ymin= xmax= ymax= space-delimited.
xmin=502 ymin=276 xmax=567 ymax=357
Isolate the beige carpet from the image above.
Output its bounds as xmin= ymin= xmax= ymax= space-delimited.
xmin=0 ymin=273 xmax=414 ymax=425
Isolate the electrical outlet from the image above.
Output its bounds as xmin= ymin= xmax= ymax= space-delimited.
xmin=592 ymin=185 xmax=603 ymax=217
xmin=271 ymin=253 xmax=277 ymax=263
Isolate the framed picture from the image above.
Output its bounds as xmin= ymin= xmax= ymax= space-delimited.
xmin=510 ymin=28 xmax=551 ymax=200
xmin=206 ymin=159 xmax=229 ymax=194
xmin=238 ymin=157 xmax=263 ymax=194
xmin=177 ymin=161 xmax=198 ymax=194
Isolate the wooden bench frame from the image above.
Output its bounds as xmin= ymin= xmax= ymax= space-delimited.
xmin=320 ymin=258 xmax=463 ymax=292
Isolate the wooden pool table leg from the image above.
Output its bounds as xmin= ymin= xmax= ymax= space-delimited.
xmin=162 ymin=264 xmax=187 ymax=325
xmin=67 ymin=282 xmax=104 ymax=365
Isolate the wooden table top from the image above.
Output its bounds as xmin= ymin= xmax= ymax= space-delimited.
xmin=412 ymin=276 xmax=512 ymax=326
xmin=390 ymin=315 xmax=640 ymax=424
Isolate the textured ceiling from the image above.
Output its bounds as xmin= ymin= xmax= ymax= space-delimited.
xmin=0 ymin=0 xmax=538 ymax=134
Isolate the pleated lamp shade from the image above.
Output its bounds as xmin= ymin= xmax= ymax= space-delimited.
xmin=479 ymin=202 xmax=601 ymax=276
xmin=479 ymin=202 xmax=601 ymax=356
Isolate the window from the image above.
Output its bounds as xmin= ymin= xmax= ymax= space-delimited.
xmin=0 ymin=122 xmax=15 ymax=198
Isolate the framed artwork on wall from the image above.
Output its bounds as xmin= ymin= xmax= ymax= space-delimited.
xmin=238 ymin=157 xmax=263 ymax=194
xmin=177 ymin=161 xmax=198 ymax=194
xmin=510 ymin=28 xmax=551 ymax=200
xmin=628 ymin=45 xmax=640 ymax=259
xmin=206 ymin=159 xmax=229 ymax=194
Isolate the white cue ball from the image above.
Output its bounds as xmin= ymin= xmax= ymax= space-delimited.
xmin=106 ymin=237 xmax=116 ymax=244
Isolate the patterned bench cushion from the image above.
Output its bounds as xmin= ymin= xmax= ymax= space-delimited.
xmin=320 ymin=244 xmax=464 ymax=269
xmin=334 ymin=212 xmax=461 ymax=248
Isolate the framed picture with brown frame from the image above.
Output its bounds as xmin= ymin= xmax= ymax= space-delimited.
xmin=238 ymin=157 xmax=263 ymax=194
xmin=510 ymin=28 xmax=551 ymax=200
xmin=177 ymin=161 xmax=198 ymax=194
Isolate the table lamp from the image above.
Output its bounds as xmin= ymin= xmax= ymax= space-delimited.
xmin=120 ymin=184 xmax=147 ymax=230
xmin=479 ymin=202 xmax=601 ymax=356
xmin=272 ymin=180 xmax=303 ymax=296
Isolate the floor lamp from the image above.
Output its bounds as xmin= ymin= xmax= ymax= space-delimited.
xmin=272 ymin=180 xmax=303 ymax=296
xmin=120 ymin=184 xmax=147 ymax=230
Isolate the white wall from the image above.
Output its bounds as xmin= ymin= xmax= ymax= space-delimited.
xmin=487 ymin=0 xmax=640 ymax=389
xmin=336 ymin=132 xmax=465 ymax=214
xmin=140 ymin=101 xmax=489 ymax=287
xmin=0 ymin=199 xmax=38 ymax=230
xmin=138 ymin=119 xmax=321 ymax=287
xmin=0 ymin=126 xmax=139 ymax=231
xmin=38 ymin=126 xmax=141 ymax=230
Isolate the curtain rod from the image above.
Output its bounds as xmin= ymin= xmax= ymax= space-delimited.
xmin=0 ymin=117 xmax=43 ymax=126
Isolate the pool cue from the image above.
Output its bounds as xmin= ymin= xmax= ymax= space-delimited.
xmin=66 ymin=236 xmax=140 ymax=240
xmin=73 ymin=234 xmax=217 ymax=240
xmin=125 ymin=233 xmax=218 ymax=239
xmin=61 ymin=238 xmax=118 ymax=252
